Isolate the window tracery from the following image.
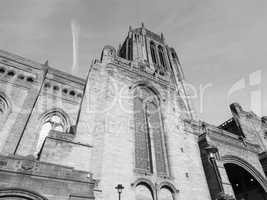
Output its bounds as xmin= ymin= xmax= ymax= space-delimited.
xmin=150 ymin=42 xmax=157 ymax=65
xmin=133 ymin=86 xmax=168 ymax=176
xmin=35 ymin=111 xmax=69 ymax=158
xmin=158 ymin=45 xmax=166 ymax=70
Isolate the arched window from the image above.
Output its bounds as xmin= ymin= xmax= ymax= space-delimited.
xmin=128 ymin=37 xmax=133 ymax=60
xmin=135 ymin=184 xmax=154 ymax=200
xmin=158 ymin=187 xmax=174 ymax=200
xmin=171 ymin=49 xmax=177 ymax=60
xmin=133 ymin=86 xmax=168 ymax=176
xmin=150 ymin=42 xmax=157 ymax=65
xmin=158 ymin=45 xmax=166 ymax=70
xmin=0 ymin=96 xmax=8 ymax=115
xmin=146 ymin=100 xmax=167 ymax=175
xmin=0 ymin=94 xmax=10 ymax=127
xmin=35 ymin=111 xmax=69 ymax=158
xmin=134 ymin=88 xmax=153 ymax=173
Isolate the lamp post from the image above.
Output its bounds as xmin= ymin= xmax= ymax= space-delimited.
xmin=115 ymin=184 xmax=124 ymax=200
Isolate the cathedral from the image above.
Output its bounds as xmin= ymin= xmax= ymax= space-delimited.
xmin=0 ymin=24 xmax=267 ymax=200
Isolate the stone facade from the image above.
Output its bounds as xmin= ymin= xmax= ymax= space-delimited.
xmin=0 ymin=50 xmax=94 ymax=200
xmin=0 ymin=24 xmax=266 ymax=200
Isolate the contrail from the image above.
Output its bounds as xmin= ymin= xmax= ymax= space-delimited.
xmin=71 ymin=20 xmax=80 ymax=72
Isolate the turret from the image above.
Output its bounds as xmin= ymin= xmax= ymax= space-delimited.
xmin=100 ymin=45 xmax=116 ymax=63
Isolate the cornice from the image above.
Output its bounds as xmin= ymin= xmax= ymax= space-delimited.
xmin=0 ymin=50 xmax=45 ymax=71
xmin=47 ymin=68 xmax=86 ymax=86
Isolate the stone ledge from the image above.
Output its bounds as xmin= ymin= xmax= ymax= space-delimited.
xmin=0 ymin=154 xmax=94 ymax=183
xmin=47 ymin=133 xmax=93 ymax=148
xmin=69 ymin=194 xmax=95 ymax=200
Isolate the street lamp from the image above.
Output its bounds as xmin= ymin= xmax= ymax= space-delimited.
xmin=115 ymin=184 xmax=124 ymax=200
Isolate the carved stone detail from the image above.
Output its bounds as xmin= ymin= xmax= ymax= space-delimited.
xmin=21 ymin=155 xmax=36 ymax=171
xmin=216 ymin=192 xmax=235 ymax=200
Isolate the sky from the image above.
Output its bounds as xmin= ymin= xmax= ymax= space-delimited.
xmin=0 ymin=0 xmax=267 ymax=125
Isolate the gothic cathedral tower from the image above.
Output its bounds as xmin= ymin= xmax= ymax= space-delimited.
xmin=76 ymin=24 xmax=211 ymax=200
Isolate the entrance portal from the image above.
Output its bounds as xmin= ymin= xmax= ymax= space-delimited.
xmin=224 ymin=163 xmax=267 ymax=200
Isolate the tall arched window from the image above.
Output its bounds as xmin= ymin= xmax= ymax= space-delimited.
xmin=128 ymin=37 xmax=133 ymax=60
xmin=158 ymin=45 xmax=166 ymax=70
xmin=35 ymin=111 xmax=69 ymax=158
xmin=135 ymin=184 xmax=154 ymax=200
xmin=171 ymin=52 xmax=176 ymax=60
xmin=146 ymin=100 xmax=167 ymax=175
xmin=158 ymin=187 xmax=174 ymax=200
xmin=134 ymin=88 xmax=153 ymax=173
xmin=133 ymin=86 xmax=168 ymax=176
xmin=150 ymin=42 xmax=157 ymax=65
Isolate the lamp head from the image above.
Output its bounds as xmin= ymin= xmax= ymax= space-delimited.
xmin=115 ymin=184 xmax=124 ymax=193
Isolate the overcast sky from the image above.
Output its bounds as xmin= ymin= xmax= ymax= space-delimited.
xmin=1 ymin=0 xmax=267 ymax=125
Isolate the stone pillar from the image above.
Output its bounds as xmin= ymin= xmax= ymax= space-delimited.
xmin=259 ymin=151 xmax=267 ymax=176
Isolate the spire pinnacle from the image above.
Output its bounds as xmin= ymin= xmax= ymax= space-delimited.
xmin=141 ymin=22 xmax=144 ymax=28
xmin=44 ymin=60 xmax=49 ymax=66
xmin=161 ymin=32 xmax=164 ymax=40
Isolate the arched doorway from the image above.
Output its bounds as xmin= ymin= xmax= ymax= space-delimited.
xmin=224 ymin=163 xmax=267 ymax=200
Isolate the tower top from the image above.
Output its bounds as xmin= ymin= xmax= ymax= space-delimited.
xmin=128 ymin=24 xmax=165 ymax=44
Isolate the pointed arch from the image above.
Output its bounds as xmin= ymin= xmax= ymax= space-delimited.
xmin=130 ymin=81 xmax=162 ymax=103
xmin=35 ymin=108 xmax=71 ymax=158
xmin=38 ymin=108 xmax=71 ymax=130
xmin=222 ymin=155 xmax=267 ymax=192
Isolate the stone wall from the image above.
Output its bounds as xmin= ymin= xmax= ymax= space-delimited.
xmin=0 ymin=50 xmax=95 ymax=199
xmin=0 ymin=50 xmax=45 ymax=155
